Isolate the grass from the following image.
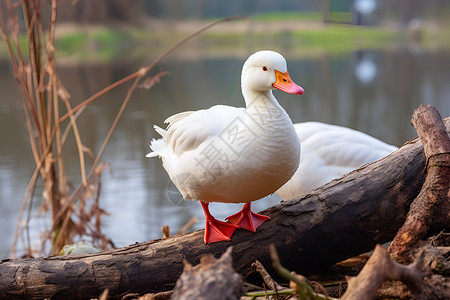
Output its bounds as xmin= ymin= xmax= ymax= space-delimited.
xmin=290 ymin=25 xmax=404 ymax=53
xmin=55 ymin=31 xmax=87 ymax=52
xmin=251 ymin=11 xmax=323 ymax=22
xmin=328 ymin=12 xmax=352 ymax=23
xmin=200 ymin=24 xmax=404 ymax=56
xmin=55 ymin=28 xmax=130 ymax=60
xmin=50 ymin=24 xmax=403 ymax=61
xmin=251 ymin=11 xmax=352 ymax=23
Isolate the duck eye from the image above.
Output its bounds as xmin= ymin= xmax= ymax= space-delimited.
xmin=262 ymin=66 xmax=268 ymax=71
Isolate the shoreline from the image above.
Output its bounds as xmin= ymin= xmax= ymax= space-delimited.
xmin=1 ymin=17 xmax=449 ymax=64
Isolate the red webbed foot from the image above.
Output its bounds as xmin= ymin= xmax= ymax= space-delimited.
xmin=226 ymin=202 xmax=270 ymax=232
xmin=201 ymin=202 xmax=238 ymax=244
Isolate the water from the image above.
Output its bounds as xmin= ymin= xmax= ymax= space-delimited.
xmin=1 ymin=47 xmax=449 ymax=257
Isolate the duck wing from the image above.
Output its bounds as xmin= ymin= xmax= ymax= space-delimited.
xmin=165 ymin=105 xmax=245 ymax=156
xmin=296 ymin=122 xmax=397 ymax=170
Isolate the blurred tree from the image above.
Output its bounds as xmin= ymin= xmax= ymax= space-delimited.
xmin=41 ymin=0 xmax=450 ymax=24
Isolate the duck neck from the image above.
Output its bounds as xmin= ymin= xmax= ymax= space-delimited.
xmin=242 ymin=89 xmax=272 ymax=108
xmin=242 ymin=89 xmax=280 ymax=111
xmin=242 ymin=88 xmax=291 ymax=129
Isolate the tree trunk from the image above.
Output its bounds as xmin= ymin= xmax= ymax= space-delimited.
xmin=1 ymin=118 xmax=448 ymax=300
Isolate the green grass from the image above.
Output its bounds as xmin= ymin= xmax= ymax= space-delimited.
xmin=53 ymin=28 xmax=131 ymax=60
xmin=55 ymin=32 xmax=87 ymax=55
xmin=251 ymin=11 xmax=323 ymax=22
xmin=91 ymin=29 xmax=129 ymax=58
xmin=328 ymin=12 xmax=352 ymax=23
xmin=92 ymin=28 xmax=124 ymax=47
xmin=290 ymin=25 xmax=404 ymax=53
xmin=252 ymin=11 xmax=352 ymax=24
xmin=200 ymin=23 xmax=405 ymax=56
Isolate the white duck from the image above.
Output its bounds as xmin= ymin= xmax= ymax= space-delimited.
xmin=276 ymin=122 xmax=398 ymax=200
xmin=147 ymin=50 xmax=304 ymax=243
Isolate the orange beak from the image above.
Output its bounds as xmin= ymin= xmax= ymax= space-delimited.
xmin=272 ymin=70 xmax=304 ymax=95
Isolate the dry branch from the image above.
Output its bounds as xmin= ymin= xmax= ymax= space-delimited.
xmin=2 ymin=116 xmax=443 ymax=299
xmin=252 ymin=260 xmax=287 ymax=292
xmin=341 ymin=245 xmax=425 ymax=300
xmin=342 ymin=243 xmax=450 ymax=300
xmin=389 ymin=105 xmax=450 ymax=261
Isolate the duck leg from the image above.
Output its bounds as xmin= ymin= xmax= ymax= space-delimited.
xmin=201 ymin=202 xmax=239 ymax=244
xmin=226 ymin=202 xmax=270 ymax=232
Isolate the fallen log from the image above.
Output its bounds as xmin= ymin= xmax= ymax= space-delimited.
xmin=1 ymin=117 xmax=448 ymax=300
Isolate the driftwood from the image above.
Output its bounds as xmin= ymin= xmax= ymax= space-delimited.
xmin=389 ymin=105 xmax=450 ymax=261
xmin=1 ymin=117 xmax=449 ymax=299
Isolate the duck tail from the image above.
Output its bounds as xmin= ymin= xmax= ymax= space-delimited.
xmin=146 ymin=125 xmax=167 ymax=158
xmin=146 ymin=138 xmax=166 ymax=158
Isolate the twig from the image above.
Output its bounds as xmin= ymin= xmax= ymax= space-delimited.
xmin=252 ymin=260 xmax=287 ymax=292
xmin=162 ymin=226 xmax=170 ymax=239
xmin=269 ymin=244 xmax=336 ymax=300
xmin=176 ymin=217 xmax=198 ymax=235
xmin=246 ymin=289 xmax=295 ymax=299
xmin=98 ymin=288 xmax=108 ymax=300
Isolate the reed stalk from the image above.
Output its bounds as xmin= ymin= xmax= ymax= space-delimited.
xmin=0 ymin=0 xmax=240 ymax=256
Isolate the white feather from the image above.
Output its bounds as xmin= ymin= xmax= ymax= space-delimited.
xmin=276 ymin=122 xmax=398 ymax=200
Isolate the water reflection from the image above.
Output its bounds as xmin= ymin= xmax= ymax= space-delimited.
xmin=1 ymin=48 xmax=449 ymax=256
xmin=354 ymin=51 xmax=377 ymax=84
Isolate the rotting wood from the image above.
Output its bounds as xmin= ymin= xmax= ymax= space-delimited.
xmin=418 ymin=242 xmax=450 ymax=275
xmin=1 ymin=117 xmax=449 ymax=300
xmin=389 ymin=106 xmax=450 ymax=262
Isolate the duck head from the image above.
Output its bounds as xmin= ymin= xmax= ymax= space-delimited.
xmin=241 ymin=50 xmax=304 ymax=96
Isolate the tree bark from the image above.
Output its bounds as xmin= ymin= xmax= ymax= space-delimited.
xmin=389 ymin=106 xmax=450 ymax=261
xmin=1 ymin=117 xmax=448 ymax=300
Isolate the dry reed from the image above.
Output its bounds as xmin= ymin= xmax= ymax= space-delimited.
xmin=0 ymin=0 xmax=241 ymax=256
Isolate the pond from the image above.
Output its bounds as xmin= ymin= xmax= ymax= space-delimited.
xmin=1 ymin=46 xmax=449 ymax=257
